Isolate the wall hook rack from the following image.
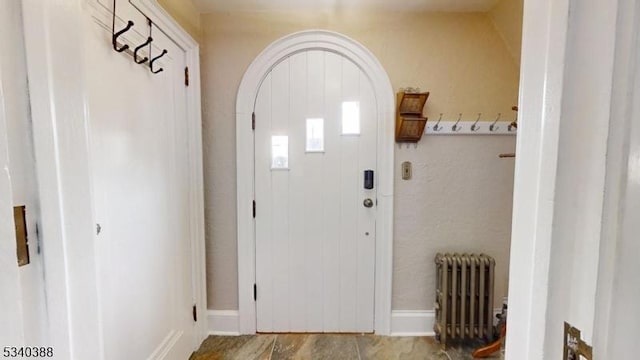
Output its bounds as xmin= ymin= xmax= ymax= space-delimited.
xmin=424 ymin=112 xmax=517 ymax=136
xmin=111 ymin=0 xmax=169 ymax=74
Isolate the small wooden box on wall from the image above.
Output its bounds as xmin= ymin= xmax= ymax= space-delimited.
xmin=395 ymin=91 xmax=429 ymax=142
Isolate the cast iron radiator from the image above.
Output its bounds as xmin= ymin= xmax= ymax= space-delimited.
xmin=434 ymin=253 xmax=496 ymax=348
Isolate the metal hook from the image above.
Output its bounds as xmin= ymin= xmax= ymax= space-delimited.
xmin=490 ymin=113 xmax=501 ymax=131
xmin=452 ymin=113 xmax=463 ymax=132
xmin=134 ymin=37 xmax=153 ymax=64
xmin=508 ymin=106 xmax=518 ymax=131
xmin=432 ymin=113 xmax=443 ymax=132
xmin=150 ymin=49 xmax=168 ymax=74
xmin=112 ymin=20 xmax=134 ymax=52
xmin=471 ymin=113 xmax=482 ymax=131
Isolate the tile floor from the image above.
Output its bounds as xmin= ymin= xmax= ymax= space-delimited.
xmin=191 ymin=334 xmax=503 ymax=360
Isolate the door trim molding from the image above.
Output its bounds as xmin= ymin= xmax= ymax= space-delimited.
xmin=20 ymin=0 xmax=206 ymax=356
xmin=236 ymin=30 xmax=395 ymax=335
xmin=505 ymin=0 xmax=568 ymax=357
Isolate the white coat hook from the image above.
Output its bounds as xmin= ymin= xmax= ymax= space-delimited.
xmin=490 ymin=113 xmax=501 ymax=131
xmin=452 ymin=113 xmax=463 ymax=132
xmin=471 ymin=113 xmax=482 ymax=131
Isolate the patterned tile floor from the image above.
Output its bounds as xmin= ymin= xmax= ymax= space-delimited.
xmin=191 ymin=334 xmax=503 ymax=360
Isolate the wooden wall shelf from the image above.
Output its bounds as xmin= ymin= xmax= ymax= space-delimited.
xmin=395 ymin=91 xmax=429 ymax=142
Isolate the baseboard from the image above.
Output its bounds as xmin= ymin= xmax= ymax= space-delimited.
xmin=209 ymin=309 xmax=501 ymax=337
xmin=207 ymin=310 xmax=240 ymax=336
xmin=390 ymin=310 xmax=436 ymax=336
xmin=390 ymin=309 xmax=502 ymax=337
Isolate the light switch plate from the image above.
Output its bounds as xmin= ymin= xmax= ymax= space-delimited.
xmin=401 ymin=161 xmax=412 ymax=180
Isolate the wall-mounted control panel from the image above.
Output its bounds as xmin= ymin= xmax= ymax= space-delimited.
xmin=401 ymin=161 xmax=412 ymax=180
xmin=364 ymin=170 xmax=374 ymax=189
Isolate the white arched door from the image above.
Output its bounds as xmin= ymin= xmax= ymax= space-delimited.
xmin=254 ymin=50 xmax=377 ymax=333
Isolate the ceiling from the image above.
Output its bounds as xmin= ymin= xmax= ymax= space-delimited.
xmin=193 ymin=0 xmax=501 ymax=13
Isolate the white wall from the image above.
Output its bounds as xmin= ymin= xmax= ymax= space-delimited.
xmin=600 ymin=79 xmax=640 ymax=358
xmin=593 ymin=0 xmax=640 ymax=358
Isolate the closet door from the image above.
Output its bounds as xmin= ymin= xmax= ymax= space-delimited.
xmin=86 ymin=3 xmax=194 ymax=359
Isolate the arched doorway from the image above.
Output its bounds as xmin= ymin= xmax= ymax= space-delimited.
xmin=236 ymin=30 xmax=395 ymax=335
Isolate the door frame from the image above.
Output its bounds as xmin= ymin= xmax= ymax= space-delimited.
xmin=0 ymin=44 xmax=25 ymax=346
xmin=236 ymin=30 xmax=395 ymax=335
xmin=19 ymin=0 xmax=206 ymax=357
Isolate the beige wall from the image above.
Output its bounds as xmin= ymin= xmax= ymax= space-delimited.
xmin=489 ymin=0 xmax=523 ymax=64
xmin=201 ymin=10 xmax=519 ymax=310
xmin=157 ymin=0 xmax=201 ymax=42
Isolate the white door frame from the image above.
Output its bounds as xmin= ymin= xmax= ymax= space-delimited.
xmin=20 ymin=0 xmax=206 ymax=357
xmin=507 ymin=0 xmax=631 ymax=357
xmin=504 ymin=0 xmax=569 ymax=356
xmin=236 ymin=30 xmax=395 ymax=335
xmin=0 ymin=49 xmax=25 ymax=346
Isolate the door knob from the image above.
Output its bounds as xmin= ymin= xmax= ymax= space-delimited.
xmin=363 ymin=198 xmax=374 ymax=208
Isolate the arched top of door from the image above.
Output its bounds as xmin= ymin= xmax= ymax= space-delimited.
xmin=236 ymin=30 xmax=394 ymax=116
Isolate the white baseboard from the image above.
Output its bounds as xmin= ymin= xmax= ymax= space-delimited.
xmin=390 ymin=310 xmax=436 ymax=336
xmin=208 ymin=310 xmax=240 ymax=336
xmin=209 ymin=309 xmax=501 ymax=337
xmin=390 ymin=309 xmax=502 ymax=337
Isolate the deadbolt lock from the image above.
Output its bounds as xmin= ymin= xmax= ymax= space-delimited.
xmin=363 ymin=198 xmax=374 ymax=208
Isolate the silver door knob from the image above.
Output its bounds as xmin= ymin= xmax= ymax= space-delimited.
xmin=363 ymin=198 xmax=374 ymax=208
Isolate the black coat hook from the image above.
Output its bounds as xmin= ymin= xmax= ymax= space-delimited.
xmin=134 ymin=37 xmax=153 ymax=64
xmin=150 ymin=49 xmax=168 ymax=74
xmin=112 ymin=20 xmax=134 ymax=52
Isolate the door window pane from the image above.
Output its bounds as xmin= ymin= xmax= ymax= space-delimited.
xmin=271 ymin=135 xmax=289 ymax=169
xmin=342 ymin=101 xmax=360 ymax=135
xmin=306 ymin=118 xmax=324 ymax=152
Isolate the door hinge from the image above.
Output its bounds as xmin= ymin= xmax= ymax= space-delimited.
xmin=253 ymin=283 xmax=257 ymax=301
xmin=192 ymin=304 xmax=197 ymax=322
xmin=35 ymin=222 xmax=41 ymax=254
xmin=252 ymin=200 xmax=256 ymax=218
xmin=184 ymin=67 xmax=189 ymax=87
xmin=252 ymin=112 xmax=255 ymax=130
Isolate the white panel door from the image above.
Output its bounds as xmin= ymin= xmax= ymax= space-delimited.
xmin=85 ymin=6 xmax=194 ymax=360
xmin=255 ymin=50 xmax=377 ymax=333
